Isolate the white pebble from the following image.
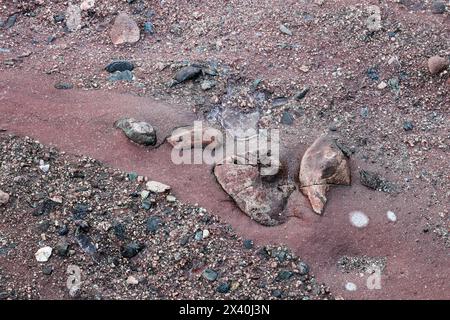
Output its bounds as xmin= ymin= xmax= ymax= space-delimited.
xmin=349 ymin=211 xmax=369 ymax=228
xmin=35 ymin=246 xmax=53 ymax=262
xmin=202 ymin=229 xmax=210 ymax=238
xmin=387 ymin=210 xmax=397 ymax=222
xmin=345 ymin=282 xmax=357 ymax=291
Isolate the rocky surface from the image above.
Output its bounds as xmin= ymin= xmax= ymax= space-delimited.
xmin=299 ymin=136 xmax=351 ymax=215
xmin=0 ymin=134 xmax=331 ymax=300
xmin=0 ymin=0 xmax=448 ymax=300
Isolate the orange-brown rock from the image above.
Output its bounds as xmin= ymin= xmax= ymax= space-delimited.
xmin=299 ymin=136 xmax=351 ymax=214
xmin=110 ymin=13 xmax=140 ymax=45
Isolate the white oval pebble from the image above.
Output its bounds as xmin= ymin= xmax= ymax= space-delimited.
xmin=345 ymin=282 xmax=357 ymax=291
xmin=202 ymin=229 xmax=210 ymax=238
xmin=387 ymin=210 xmax=397 ymax=222
xmin=349 ymin=211 xmax=369 ymax=228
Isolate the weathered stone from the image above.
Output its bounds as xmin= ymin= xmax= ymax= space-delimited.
xmin=167 ymin=124 xmax=222 ymax=150
xmin=214 ymin=164 xmax=291 ymax=226
xmin=35 ymin=246 xmax=53 ymax=262
xmin=359 ymin=170 xmax=395 ymax=193
xmin=80 ymin=0 xmax=95 ymax=11
xmin=105 ymin=60 xmax=134 ymax=73
xmin=366 ymin=5 xmax=381 ymax=32
xmin=0 ymin=190 xmax=9 ymax=205
xmin=115 ymin=118 xmax=156 ymax=146
xmin=428 ymin=55 xmax=449 ymax=75
xmin=110 ymin=13 xmax=140 ymax=45
xmin=299 ymin=136 xmax=351 ymax=215
xmin=146 ymin=181 xmax=170 ymax=193
xmin=65 ymin=4 xmax=82 ymax=32
xmin=174 ymin=66 xmax=202 ymax=83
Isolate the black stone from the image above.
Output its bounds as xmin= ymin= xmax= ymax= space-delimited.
xmin=272 ymin=289 xmax=283 ymax=298
xmin=146 ymin=216 xmax=163 ymax=233
xmin=4 ymin=14 xmax=17 ymax=29
xmin=360 ymin=170 xmax=396 ymax=193
xmin=121 ymin=242 xmax=145 ymax=258
xmin=298 ymin=261 xmax=310 ymax=275
xmin=57 ymin=225 xmax=69 ymax=236
xmin=37 ymin=220 xmax=51 ymax=233
xmin=243 ymin=239 xmax=254 ymax=249
xmin=53 ymin=13 xmax=65 ymax=23
xmin=105 ymin=60 xmax=135 ymax=73
xmin=54 ymin=82 xmax=73 ymax=90
xmin=403 ymin=121 xmax=413 ymax=131
xmin=32 ymin=199 xmax=60 ymax=217
xmin=276 ymin=270 xmax=293 ymax=281
xmin=113 ymin=223 xmax=126 ymax=240
xmin=174 ymin=66 xmax=202 ymax=83
xmin=280 ymin=111 xmax=294 ymax=125
xmin=72 ymin=204 xmax=89 ymax=219
xmin=294 ymin=87 xmax=309 ymax=100
xmin=217 ymin=282 xmax=231 ymax=294
xmin=55 ymin=242 xmax=69 ymax=257
xmin=367 ymin=67 xmax=379 ymax=81
xmin=42 ymin=265 xmax=53 ymax=275
xmin=75 ymin=230 xmax=96 ymax=255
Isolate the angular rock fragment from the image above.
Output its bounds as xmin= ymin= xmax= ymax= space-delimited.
xmin=214 ymin=164 xmax=292 ymax=226
xmin=115 ymin=118 xmax=156 ymax=146
xmin=110 ymin=13 xmax=140 ymax=45
xmin=146 ymin=181 xmax=170 ymax=193
xmin=299 ymin=136 xmax=351 ymax=215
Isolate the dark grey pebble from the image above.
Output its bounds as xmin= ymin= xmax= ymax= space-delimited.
xmin=174 ymin=66 xmax=202 ymax=83
xmin=54 ymin=82 xmax=73 ymax=90
xmin=121 ymin=242 xmax=145 ymax=258
xmin=202 ymin=269 xmax=218 ymax=281
xmin=108 ymin=70 xmax=133 ymax=82
xmin=217 ymin=282 xmax=231 ymax=294
xmin=146 ymin=216 xmax=163 ymax=233
xmin=243 ymin=239 xmax=254 ymax=249
xmin=281 ymin=111 xmax=294 ymax=125
xmin=105 ymin=60 xmax=134 ymax=73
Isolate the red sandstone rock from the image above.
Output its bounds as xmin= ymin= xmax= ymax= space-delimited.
xmin=299 ymin=136 xmax=351 ymax=215
xmin=110 ymin=13 xmax=140 ymax=45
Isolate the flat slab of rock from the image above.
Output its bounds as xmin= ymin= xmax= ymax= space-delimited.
xmin=214 ymin=164 xmax=291 ymax=226
xmin=299 ymin=136 xmax=351 ymax=215
xmin=146 ymin=181 xmax=171 ymax=193
xmin=110 ymin=13 xmax=140 ymax=45
xmin=115 ymin=118 xmax=156 ymax=146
